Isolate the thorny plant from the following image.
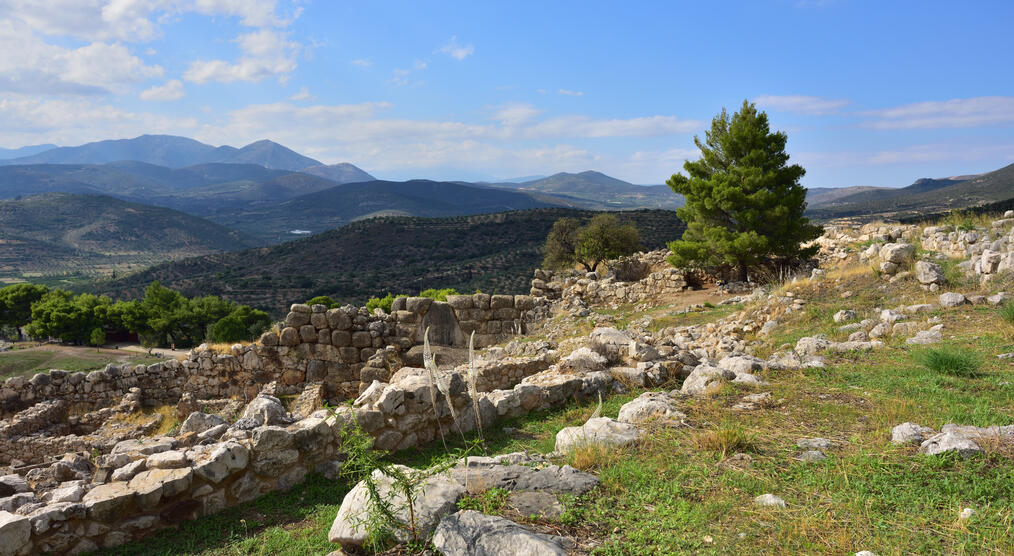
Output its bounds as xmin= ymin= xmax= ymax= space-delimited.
xmin=334 ymin=419 xmax=467 ymax=552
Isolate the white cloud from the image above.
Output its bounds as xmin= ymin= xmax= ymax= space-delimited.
xmin=351 ymin=58 xmax=372 ymax=67
xmin=0 ymin=21 xmax=163 ymax=95
xmin=797 ymin=142 xmax=1014 ymax=168
xmin=440 ymin=36 xmax=474 ymax=60
xmin=0 ymin=95 xmax=199 ymax=145
xmin=754 ymin=95 xmax=850 ymax=115
xmin=492 ymin=103 xmax=542 ymax=126
xmin=860 ymin=96 xmax=1014 ymax=129
xmin=557 ymin=89 xmax=583 ymax=97
xmin=413 ymin=59 xmax=428 ymax=70
xmin=140 ymin=79 xmax=184 ymax=100
xmin=288 ymin=86 xmax=312 ymax=101
xmin=0 ymin=0 xmax=292 ymax=42
xmin=184 ymin=29 xmax=300 ymax=83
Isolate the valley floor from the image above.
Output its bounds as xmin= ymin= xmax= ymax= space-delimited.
xmin=102 ymin=264 xmax=1014 ymax=555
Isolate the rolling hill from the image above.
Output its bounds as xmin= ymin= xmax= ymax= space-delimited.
xmin=0 ymin=144 xmax=58 ymax=159
xmin=96 ymin=208 xmax=687 ymax=314
xmin=0 ymin=193 xmax=257 ymax=282
xmin=301 ymin=163 xmax=376 ymax=183
xmin=807 ymin=163 xmax=1013 ymax=220
xmin=489 ymin=171 xmax=683 ymax=210
xmin=201 ymin=179 xmax=565 ymax=242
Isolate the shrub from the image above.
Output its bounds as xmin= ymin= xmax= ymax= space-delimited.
xmin=305 ymin=295 xmax=338 ymax=309
xmin=88 ymin=327 xmax=105 ymax=347
xmin=365 ymin=293 xmax=396 ymax=313
xmin=209 ymin=315 xmax=249 ymax=343
xmin=418 ymin=288 xmax=459 ymax=301
xmin=914 ymin=346 xmax=982 ymax=377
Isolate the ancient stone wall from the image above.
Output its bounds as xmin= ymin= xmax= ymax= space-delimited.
xmin=530 ymin=250 xmax=688 ymax=305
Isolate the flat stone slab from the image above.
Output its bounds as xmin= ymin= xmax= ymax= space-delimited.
xmin=432 ymin=510 xmax=570 ymax=556
xmin=554 ymin=417 xmax=641 ymax=453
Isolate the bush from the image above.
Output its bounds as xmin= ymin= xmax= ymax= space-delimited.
xmin=365 ymin=293 xmax=397 ymax=313
xmin=305 ymin=295 xmax=338 ymax=309
xmin=914 ymin=346 xmax=982 ymax=377
xmin=418 ymin=288 xmax=459 ymax=301
xmin=88 ymin=327 xmax=105 ymax=347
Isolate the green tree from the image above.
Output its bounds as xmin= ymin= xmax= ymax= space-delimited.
xmin=25 ymin=291 xmax=112 ymax=344
xmin=88 ymin=327 xmax=106 ymax=347
xmin=574 ymin=214 xmax=641 ymax=272
xmin=541 ymin=217 xmax=581 ymax=270
xmin=0 ymin=283 xmax=49 ymax=328
xmin=666 ymin=100 xmax=821 ymax=281
xmin=208 ymin=316 xmax=248 ymax=343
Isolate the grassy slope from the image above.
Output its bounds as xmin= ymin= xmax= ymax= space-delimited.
xmin=106 ymin=257 xmax=1014 ymax=555
xmin=0 ymin=347 xmax=164 ymax=380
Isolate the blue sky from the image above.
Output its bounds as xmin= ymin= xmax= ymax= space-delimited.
xmin=1 ymin=1 xmax=1012 ymax=187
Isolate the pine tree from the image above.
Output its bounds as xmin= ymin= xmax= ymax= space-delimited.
xmin=667 ymin=100 xmax=821 ymax=281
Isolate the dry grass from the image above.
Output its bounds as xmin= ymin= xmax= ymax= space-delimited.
xmin=568 ymin=441 xmax=624 ymax=471
xmin=692 ymin=424 xmax=759 ymax=456
xmin=206 ymin=342 xmax=251 ymax=354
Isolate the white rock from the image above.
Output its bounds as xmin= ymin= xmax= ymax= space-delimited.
xmin=959 ymin=507 xmax=977 ymax=520
xmin=680 ymin=363 xmax=735 ymax=396
xmin=833 ymin=309 xmax=858 ymax=323
xmin=939 ymin=292 xmax=968 ymax=308
xmin=753 ymin=493 xmax=786 ymax=508
xmin=432 ymin=510 xmax=569 ymax=556
xmin=891 ymin=422 xmax=936 ymax=444
xmin=0 ymin=511 xmax=30 ymax=556
xmin=555 ymin=417 xmax=642 ymax=453
xmin=617 ymin=392 xmax=686 ymax=426
xmin=919 ymin=431 xmax=981 ymax=456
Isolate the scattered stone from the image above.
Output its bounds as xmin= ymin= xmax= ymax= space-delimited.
xmin=891 ymin=422 xmax=936 ymax=444
xmin=833 ymin=310 xmax=858 ymax=323
xmin=554 ymin=417 xmax=641 ymax=453
xmin=914 ymin=261 xmax=945 ymax=285
xmin=680 ymin=363 xmax=735 ymax=396
xmin=796 ymin=438 xmax=832 ymax=450
xmin=753 ymin=493 xmax=786 ymax=508
xmin=241 ymin=395 xmax=288 ymax=426
xmin=959 ymin=507 xmax=977 ymax=520
xmin=907 ymin=328 xmax=943 ymax=345
xmin=431 ymin=510 xmax=570 ymax=556
xmin=179 ymin=412 xmax=227 ymax=435
xmin=919 ymin=431 xmax=981 ymax=456
xmin=617 ymin=392 xmax=686 ymax=426
xmin=797 ymin=450 xmax=827 ymax=462
xmin=939 ymin=292 xmax=968 ymax=307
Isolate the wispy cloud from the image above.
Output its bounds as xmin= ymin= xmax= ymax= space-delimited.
xmin=754 ymin=95 xmax=849 ymax=115
xmin=797 ymin=142 xmax=1014 ymax=168
xmin=557 ymin=89 xmax=583 ymax=96
xmin=351 ymin=58 xmax=372 ymax=67
xmin=140 ymin=79 xmax=184 ymax=101
xmin=860 ymin=96 xmax=1014 ymax=129
xmin=288 ymin=86 xmax=312 ymax=101
xmin=184 ymin=29 xmax=300 ymax=84
xmin=440 ymin=36 xmax=474 ymax=60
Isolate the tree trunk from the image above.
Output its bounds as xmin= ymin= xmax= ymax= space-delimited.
xmin=737 ymin=262 xmax=748 ymax=282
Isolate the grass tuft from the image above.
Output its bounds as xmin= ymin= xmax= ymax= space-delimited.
xmin=913 ymin=346 xmax=982 ymax=378
xmin=998 ymin=301 xmax=1014 ymax=325
xmin=693 ymin=424 xmax=758 ymax=456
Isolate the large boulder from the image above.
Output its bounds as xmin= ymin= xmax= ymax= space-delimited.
xmin=879 ymin=243 xmax=915 ymax=264
xmin=914 ymin=261 xmax=945 ymax=285
xmin=617 ymin=392 xmax=686 ymax=426
xmin=680 ymin=363 xmax=735 ymax=396
xmin=179 ymin=412 xmax=227 ymax=435
xmin=939 ymin=292 xmax=968 ymax=308
xmin=554 ymin=417 xmax=641 ymax=453
xmin=431 ymin=510 xmax=569 ymax=556
xmin=558 ymin=347 xmax=607 ymax=374
xmin=0 ymin=511 xmax=31 ymax=556
xmin=328 ymin=465 xmax=464 ymax=547
xmin=241 ymin=395 xmax=288 ymax=426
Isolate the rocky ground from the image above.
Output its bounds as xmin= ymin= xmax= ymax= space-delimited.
xmin=9 ymin=215 xmax=1014 ymax=555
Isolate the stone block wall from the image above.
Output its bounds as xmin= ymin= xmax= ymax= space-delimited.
xmin=531 ymin=250 xmax=688 ymax=306
xmin=1 ymin=361 xmax=186 ymax=418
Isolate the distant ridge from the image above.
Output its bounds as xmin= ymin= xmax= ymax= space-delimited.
xmin=0 ymin=144 xmax=58 ymax=159
xmin=0 ymin=134 xmax=329 ymax=172
xmin=301 ymin=162 xmax=376 ymax=183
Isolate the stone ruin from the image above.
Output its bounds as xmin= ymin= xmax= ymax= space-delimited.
xmin=531 ymin=249 xmax=689 ymax=306
xmin=0 ymin=290 xmax=592 ymax=554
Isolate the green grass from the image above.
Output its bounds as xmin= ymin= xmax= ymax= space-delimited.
xmin=913 ymin=345 xmax=983 ymax=378
xmin=0 ymin=348 xmax=163 ymax=380
xmin=998 ymin=301 xmax=1014 ymax=325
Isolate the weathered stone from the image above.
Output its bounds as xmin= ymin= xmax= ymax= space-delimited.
xmin=147 ymin=450 xmax=188 ymax=469
xmin=431 ymin=510 xmax=569 ymax=556
xmin=0 ymin=511 xmax=31 ymax=556
xmin=879 ymin=242 xmax=915 ymax=264
xmin=190 ymin=442 xmax=249 ymax=484
xmin=919 ymin=431 xmax=981 ymax=456
xmin=891 ymin=422 xmax=935 ymax=444
xmin=555 ymin=417 xmax=641 ymax=453
xmin=279 ymin=327 xmax=300 ymax=346
xmin=285 ymin=311 xmax=310 ymax=328
xmin=179 ymin=412 xmax=227 ymax=435
xmin=251 ymin=426 xmax=298 ymax=477
xmin=914 ymin=261 xmax=945 ymax=285
xmin=328 ymin=465 xmax=465 ymax=546
xmin=129 ymin=468 xmax=193 ymax=509
xmin=939 ymin=292 xmax=968 ymax=307
xmin=82 ymin=482 xmax=135 ymax=521
xmin=326 ymin=309 xmax=352 ymax=330
xmin=617 ymin=392 xmax=685 ymax=426
xmin=681 ymin=363 xmax=735 ymax=396
xmin=241 ymin=395 xmax=287 ymax=426
xmin=110 ymin=459 xmax=146 ymax=482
